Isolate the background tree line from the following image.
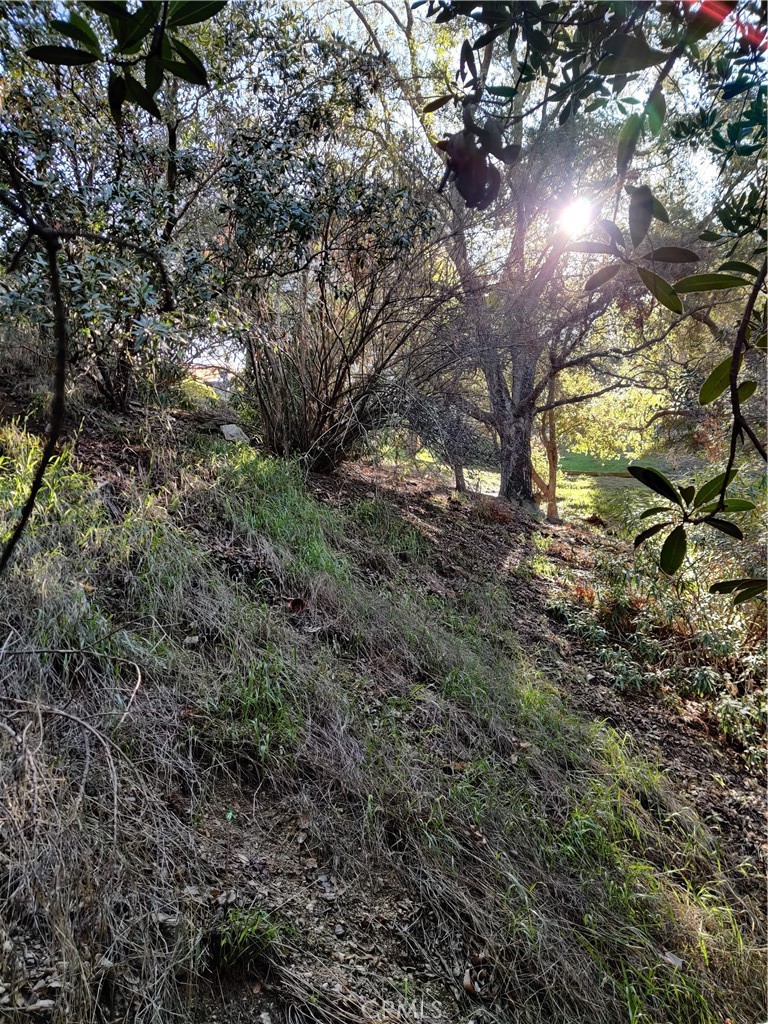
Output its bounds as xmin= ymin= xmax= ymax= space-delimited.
xmin=0 ymin=0 xmax=764 ymax=592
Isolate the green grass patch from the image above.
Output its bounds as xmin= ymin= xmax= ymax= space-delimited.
xmin=0 ymin=423 xmax=762 ymax=1024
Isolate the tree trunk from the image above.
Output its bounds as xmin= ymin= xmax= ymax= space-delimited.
xmin=453 ymin=463 xmax=466 ymax=492
xmin=543 ymin=404 xmax=559 ymax=521
xmin=498 ymin=409 xmax=534 ymax=503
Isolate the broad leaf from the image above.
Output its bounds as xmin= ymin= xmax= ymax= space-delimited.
xmin=460 ymin=39 xmax=477 ymax=82
xmin=160 ymin=59 xmax=205 ymax=85
xmin=627 ymin=465 xmax=682 ymax=506
xmin=646 ymin=92 xmax=666 ymax=135
xmin=709 ymin=577 xmax=763 ymax=594
xmin=639 ymin=246 xmax=699 ymax=263
xmin=115 ymin=4 xmax=157 ymax=53
xmin=473 ymin=26 xmax=509 ymax=50
xmin=485 ymin=84 xmax=517 ymax=98
xmin=108 ymin=72 xmax=127 ymax=123
xmin=145 ymin=55 xmax=163 ymax=94
xmin=85 ymin=1 xmax=132 ymax=19
xmin=733 ymin=584 xmax=767 ymax=605
xmin=660 ymin=525 xmax=687 ymax=576
xmin=568 ymin=241 xmax=615 ymax=254
xmin=170 ymin=37 xmax=208 ymax=85
xmin=26 ymin=45 xmax=99 ymax=66
xmin=679 ymin=485 xmax=695 ymax=505
xmin=698 ymin=355 xmax=738 ymax=405
xmin=696 ymin=498 xmax=757 ymax=514
xmin=651 ymin=197 xmax=670 ymax=223
xmin=598 ymin=33 xmax=670 ymax=74
xmin=423 ymin=95 xmax=453 ymax=114
xmin=674 ymin=273 xmax=749 ymax=293
xmin=50 ymin=14 xmax=102 ymax=53
xmin=628 ymin=185 xmax=653 ymax=247
xmin=737 ymin=380 xmax=757 ymax=403
xmin=718 ymin=260 xmax=760 ymax=277
xmin=125 ymin=71 xmax=161 ymax=117
xmin=584 ymin=263 xmax=622 ymax=291
xmin=705 ymin=518 xmax=743 ymax=540
xmin=634 ymin=522 xmax=669 ymax=548
xmin=693 ymin=470 xmax=737 ymax=507
xmin=639 ymin=506 xmax=671 ymax=519
xmin=167 ymin=0 xmax=227 ymax=27
xmin=617 ymin=114 xmax=643 ymax=176
xmin=599 ymin=219 xmax=626 ymax=249
xmin=637 ymin=267 xmax=683 ymax=314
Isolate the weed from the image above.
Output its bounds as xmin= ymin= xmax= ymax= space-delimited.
xmin=218 ymin=908 xmax=286 ymax=968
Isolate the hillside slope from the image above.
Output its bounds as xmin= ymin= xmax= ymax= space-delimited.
xmin=0 ymin=421 xmax=764 ymax=1024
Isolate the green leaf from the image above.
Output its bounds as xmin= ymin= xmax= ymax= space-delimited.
xmin=733 ymin=584 xmax=766 ymax=605
xmin=693 ymin=470 xmax=737 ymax=507
xmin=599 ymin=219 xmax=626 ymax=249
xmin=659 ymin=525 xmax=687 ymax=576
xmin=718 ymin=260 xmax=760 ymax=276
xmin=460 ymin=38 xmax=477 ymax=82
xmin=568 ymin=241 xmax=615 ymax=254
xmin=584 ymin=263 xmax=622 ymax=291
xmin=705 ymin=518 xmax=743 ymax=540
xmin=634 ymin=522 xmax=669 ymax=548
xmin=116 ymin=4 xmax=157 ymax=53
xmin=639 ymin=246 xmax=699 ymax=263
xmin=637 ymin=267 xmax=684 ymax=314
xmin=646 ymin=91 xmax=666 ymax=135
xmin=598 ymin=33 xmax=671 ymax=74
xmin=486 ymin=85 xmax=517 ymax=98
xmin=471 ymin=25 xmax=509 ymax=49
xmin=651 ymin=196 xmax=669 ymax=223
xmin=167 ymin=1 xmax=227 ymax=27
xmin=159 ymin=59 xmax=205 ymax=85
xmin=617 ymin=113 xmax=643 ymax=176
xmin=125 ymin=71 xmax=161 ymax=117
xmin=697 ymin=498 xmax=757 ymax=514
xmin=639 ymin=506 xmax=671 ymax=519
xmin=709 ymin=577 xmax=763 ymax=594
xmin=423 ymin=95 xmax=453 ymax=114
xmin=674 ymin=273 xmax=749 ymax=293
xmin=627 ymin=465 xmax=683 ymax=506
xmin=628 ymin=185 xmax=653 ymax=247
xmin=679 ymin=485 xmax=695 ymax=505
xmin=737 ymin=379 xmax=757 ymax=403
xmin=108 ymin=72 xmax=127 ymax=123
xmin=698 ymin=355 xmax=738 ymax=405
xmin=85 ymin=1 xmax=132 ymax=19
xmin=145 ymin=55 xmax=163 ymax=94
xmin=171 ymin=36 xmax=209 ymax=85
xmin=50 ymin=14 xmax=102 ymax=53
xmin=699 ymin=230 xmax=722 ymax=241
xmin=26 ymin=45 xmax=99 ymax=66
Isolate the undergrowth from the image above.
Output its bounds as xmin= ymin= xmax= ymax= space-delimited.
xmin=0 ymin=425 xmax=763 ymax=1023
xmin=549 ymin=472 xmax=767 ymax=767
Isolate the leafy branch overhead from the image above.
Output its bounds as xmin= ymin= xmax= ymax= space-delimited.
xmin=418 ymin=0 xmax=766 ymax=598
xmin=26 ymin=0 xmax=226 ymax=122
xmin=629 ymin=464 xmax=763 ymax=599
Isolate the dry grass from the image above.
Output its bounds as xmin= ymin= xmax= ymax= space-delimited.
xmin=0 ymin=424 xmax=764 ymax=1023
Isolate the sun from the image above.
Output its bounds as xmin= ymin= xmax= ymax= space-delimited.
xmin=558 ymin=197 xmax=595 ymax=238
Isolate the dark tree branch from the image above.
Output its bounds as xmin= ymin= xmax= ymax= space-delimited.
xmin=0 ymin=234 xmax=67 ymax=575
xmin=717 ymin=257 xmax=768 ymax=511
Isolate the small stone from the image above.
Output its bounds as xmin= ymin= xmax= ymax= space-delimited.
xmin=220 ymin=424 xmax=249 ymax=443
xmin=334 ymin=924 xmax=345 ymax=937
